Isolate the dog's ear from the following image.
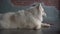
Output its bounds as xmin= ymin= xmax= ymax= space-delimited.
xmin=31 ymin=3 xmax=44 ymax=13
xmin=30 ymin=3 xmax=43 ymax=12
xmin=39 ymin=3 xmax=47 ymax=16
xmin=39 ymin=3 xmax=44 ymax=12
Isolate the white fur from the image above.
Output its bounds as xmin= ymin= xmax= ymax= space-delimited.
xmin=0 ymin=3 xmax=47 ymax=29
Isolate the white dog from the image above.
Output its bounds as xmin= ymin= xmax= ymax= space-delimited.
xmin=0 ymin=3 xmax=50 ymax=30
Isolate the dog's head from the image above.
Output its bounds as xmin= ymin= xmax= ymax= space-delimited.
xmin=28 ymin=3 xmax=46 ymax=17
xmin=17 ymin=3 xmax=46 ymax=17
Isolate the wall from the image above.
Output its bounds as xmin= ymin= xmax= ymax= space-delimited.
xmin=10 ymin=0 xmax=59 ymax=10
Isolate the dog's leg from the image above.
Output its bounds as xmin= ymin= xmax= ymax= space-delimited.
xmin=41 ymin=23 xmax=51 ymax=28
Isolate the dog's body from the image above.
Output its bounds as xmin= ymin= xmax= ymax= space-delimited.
xmin=0 ymin=3 xmax=50 ymax=29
